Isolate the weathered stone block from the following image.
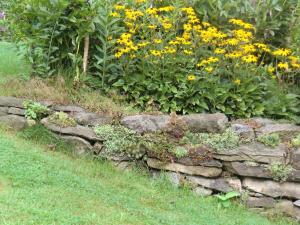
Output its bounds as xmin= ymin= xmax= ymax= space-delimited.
xmin=181 ymin=113 xmax=228 ymax=133
xmin=41 ymin=118 xmax=101 ymax=141
xmin=246 ymin=197 xmax=276 ymax=208
xmin=243 ymin=178 xmax=300 ymax=199
xmin=213 ymin=143 xmax=286 ymax=164
xmin=60 ymin=136 xmax=92 ymax=155
xmin=121 ymin=115 xmax=171 ymax=133
xmin=187 ymin=176 xmax=242 ymax=193
xmin=0 ymin=107 xmax=8 ymax=116
xmin=0 ymin=115 xmax=27 ymax=131
xmin=0 ymin=96 xmax=24 ymax=108
xmin=147 ymin=158 xmax=222 ymax=177
xmin=194 ymin=186 xmax=213 ymax=197
xmin=8 ymin=107 xmax=26 ymax=116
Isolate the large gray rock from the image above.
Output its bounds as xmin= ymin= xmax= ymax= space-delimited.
xmin=225 ymin=162 xmax=271 ymax=179
xmin=231 ymin=123 xmax=255 ymax=140
xmin=246 ymin=197 xmax=276 ymax=208
xmin=0 ymin=107 xmax=8 ymax=116
xmin=293 ymin=148 xmax=300 ymax=170
xmin=0 ymin=96 xmax=24 ymax=108
xmin=177 ymin=157 xmax=223 ymax=168
xmin=121 ymin=115 xmax=171 ymax=133
xmin=41 ymin=118 xmax=101 ymax=141
xmin=8 ymin=107 xmax=26 ymax=116
xmin=194 ymin=187 xmax=213 ymax=197
xmin=147 ymin=158 xmax=222 ymax=177
xmin=256 ymin=123 xmax=300 ymax=135
xmin=213 ymin=143 xmax=286 ymax=164
xmin=294 ymin=200 xmax=300 ymax=208
xmin=60 ymin=136 xmax=92 ymax=155
xmin=0 ymin=115 xmax=27 ymax=131
xmin=72 ymin=112 xmax=112 ymax=126
xmin=187 ymin=176 xmax=242 ymax=193
xmin=181 ymin=113 xmax=228 ymax=133
xmin=243 ymin=178 xmax=300 ymax=199
xmin=226 ymin=161 xmax=300 ymax=182
xmin=52 ymin=105 xmax=85 ymax=113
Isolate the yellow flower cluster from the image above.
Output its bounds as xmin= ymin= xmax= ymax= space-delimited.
xmin=229 ymin=19 xmax=255 ymax=30
xmin=113 ymin=3 xmax=299 ymax=82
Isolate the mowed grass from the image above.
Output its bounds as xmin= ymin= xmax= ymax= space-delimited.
xmin=0 ymin=130 xmax=296 ymax=225
xmin=0 ymin=41 xmax=30 ymax=83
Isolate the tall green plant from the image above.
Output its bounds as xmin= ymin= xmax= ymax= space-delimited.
xmin=92 ymin=1 xmax=123 ymax=90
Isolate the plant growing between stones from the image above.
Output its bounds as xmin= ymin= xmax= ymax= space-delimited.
xmin=181 ymin=128 xmax=240 ymax=152
xmin=169 ymin=146 xmax=188 ymax=159
xmin=267 ymin=162 xmax=293 ymax=182
xmin=48 ymin=112 xmax=77 ymax=128
xmin=215 ymin=191 xmax=241 ymax=208
xmin=23 ymin=100 xmax=49 ymax=121
xmin=257 ymin=133 xmax=280 ymax=148
xmin=94 ymin=125 xmax=145 ymax=159
xmin=291 ymin=134 xmax=300 ymax=147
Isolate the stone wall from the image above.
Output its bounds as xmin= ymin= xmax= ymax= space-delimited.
xmin=0 ymin=96 xmax=299 ymax=221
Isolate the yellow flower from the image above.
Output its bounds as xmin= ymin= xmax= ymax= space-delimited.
xmin=110 ymin=12 xmax=120 ymax=17
xmin=150 ymin=50 xmax=162 ymax=57
xmin=153 ymin=39 xmax=162 ymax=44
xmin=214 ymin=48 xmax=226 ymax=54
xmin=113 ymin=4 xmax=125 ymax=11
xmin=291 ymin=63 xmax=300 ymax=69
xmin=234 ymin=79 xmax=241 ymax=85
xmin=163 ymin=46 xmax=176 ymax=54
xmin=115 ymin=51 xmax=123 ymax=58
xmin=242 ymin=55 xmax=258 ymax=63
xmin=273 ymin=48 xmax=292 ymax=57
xmin=148 ymin=25 xmax=157 ymax=30
xmin=184 ymin=50 xmax=193 ymax=55
xmin=205 ymin=67 xmax=213 ymax=73
xmin=277 ymin=62 xmax=289 ymax=70
xmin=187 ymin=74 xmax=196 ymax=81
xmin=162 ymin=22 xmax=172 ymax=30
xmin=267 ymin=66 xmax=275 ymax=74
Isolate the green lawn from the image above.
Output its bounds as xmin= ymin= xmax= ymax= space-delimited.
xmin=0 ymin=41 xmax=30 ymax=83
xmin=0 ymin=130 xmax=296 ymax=225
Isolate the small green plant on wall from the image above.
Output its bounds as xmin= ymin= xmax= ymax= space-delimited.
xmin=267 ymin=162 xmax=293 ymax=182
xmin=94 ymin=125 xmax=145 ymax=159
xmin=181 ymin=128 xmax=240 ymax=152
xmin=48 ymin=112 xmax=77 ymax=128
xmin=257 ymin=133 xmax=280 ymax=148
xmin=24 ymin=100 xmax=49 ymax=121
xmin=215 ymin=191 xmax=241 ymax=208
xmin=291 ymin=134 xmax=300 ymax=147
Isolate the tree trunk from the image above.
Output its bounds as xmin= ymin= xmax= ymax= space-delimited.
xmin=83 ymin=34 xmax=90 ymax=75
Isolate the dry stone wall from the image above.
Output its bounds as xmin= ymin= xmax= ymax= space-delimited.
xmin=0 ymin=96 xmax=299 ymax=221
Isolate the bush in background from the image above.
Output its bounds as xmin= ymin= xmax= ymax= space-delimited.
xmin=4 ymin=0 xmax=300 ymax=121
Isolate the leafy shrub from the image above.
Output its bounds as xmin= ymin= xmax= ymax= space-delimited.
xmin=23 ymin=100 xmax=49 ymax=121
xmin=94 ymin=125 xmax=145 ymax=159
xmin=182 ymin=128 xmax=240 ymax=152
xmin=48 ymin=112 xmax=77 ymax=128
xmin=257 ymin=133 xmax=280 ymax=148
xmin=267 ymin=162 xmax=293 ymax=182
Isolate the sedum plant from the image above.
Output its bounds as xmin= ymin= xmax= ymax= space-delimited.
xmin=48 ymin=112 xmax=77 ymax=128
xmin=257 ymin=133 xmax=280 ymax=148
xmin=267 ymin=162 xmax=293 ymax=182
xmin=181 ymin=128 xmax=240 ymax=152
xmin=94 ymin=125 xmax=145 ymax=159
